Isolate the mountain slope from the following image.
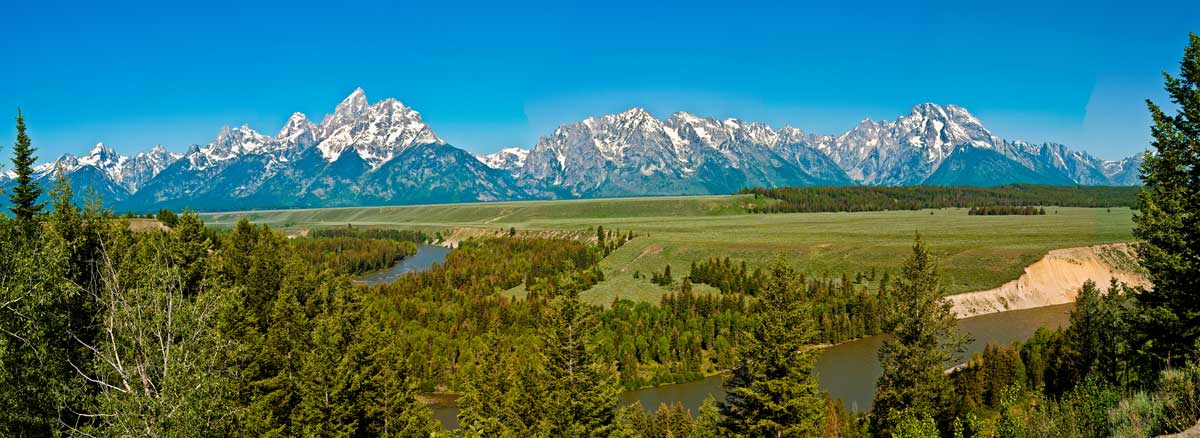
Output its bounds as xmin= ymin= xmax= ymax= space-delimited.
xmin=923 ymin=146 xmax=1075 ymax=186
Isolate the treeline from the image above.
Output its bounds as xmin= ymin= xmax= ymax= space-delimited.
xmin=739 ymin=184 xmax=1139 ymax=213
xmin=309 ymin=225 xmax=430 ymax=243
xmin=598 ymin=290 xmax=750 ymax=389
xmin=596 ymin=225 xmax=636 ymax=256
xmin=687 ymin=257 xmax=768 ymax=295
xmin=289 ymin=235 xmax=418 ymax=275
xmin=687 ymin=256 xmax=890 ymax=344
xmin=967 ymin=206 xmax=1046 ymax=215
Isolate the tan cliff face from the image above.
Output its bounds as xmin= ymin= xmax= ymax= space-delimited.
xmin=948 ymin=243 xmax=1149 ymax=319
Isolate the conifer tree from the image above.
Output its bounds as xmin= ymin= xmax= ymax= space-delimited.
xmin=293 ymin=285 xmax=363 ymax=437
xmin=871 ymin=234 xmax=966 ymax=436
xmin=244 ymin=280 xmax=308 ymax=436
xmin=169 ymin=211 xmax=212 ymax=297
xmin=48 ymin=165 xmax=79 ymax=235
xmin=719 ymin=257 xmax=825 ymax=437
xmin=357 ymin=308 xmax=438 ymax=437
xmin=457 ymin=340 xmax=550 ymax=437
xmin=9 ymin=109 xmax=44 ymax=224
xmin=1057 ymin=279 xmax=1133 ymax=390
xmin=457 ymin=345 xmax=518 ymax=437
xmin=1 ymin=124 xmax=92 ymax=436
xmin=1133 ymin=32 xmax=1200 ymax=372
xmin=693 ymin=397 xmax=724 ymax=438
xmin=542 ymin=287 xmax=620 ymax=437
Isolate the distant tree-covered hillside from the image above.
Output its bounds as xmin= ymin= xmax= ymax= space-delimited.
xmin=740 ymin=184 xmax=1139 ymax=214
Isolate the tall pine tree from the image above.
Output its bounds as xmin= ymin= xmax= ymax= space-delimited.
xmin=718 ymin=257 xmax=825 ymax=437
xmin=542 ymin=287 xmax=620 ymax=438
xmin=9 ymin=109 xmax=44 ymax=223
xmin=1133 ymin=32 xmax=1200 ymax=372
xmin=870 ymin=234 xmax=967 ymax=436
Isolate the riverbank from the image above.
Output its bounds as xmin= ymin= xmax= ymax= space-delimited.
xmin=353 ymin=245 xmax=452 ymax=286
xmin=947 ymin=242 xmax=1147 ymax=319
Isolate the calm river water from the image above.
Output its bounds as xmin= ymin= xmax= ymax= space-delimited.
xmin=355 ymin=245 xmax=451 ymax=286
xmin=359 ymin=246 xmax=1073 ymax=429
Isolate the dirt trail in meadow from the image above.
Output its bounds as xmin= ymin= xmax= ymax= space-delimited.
xmin=948 ymin=243 xmax=1149 ymax=319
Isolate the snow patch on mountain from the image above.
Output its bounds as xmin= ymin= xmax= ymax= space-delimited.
xmin=477 ymin=147 xmax=529 ymax=171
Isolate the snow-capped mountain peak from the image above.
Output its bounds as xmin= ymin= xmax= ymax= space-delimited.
xmin=897 ymin=102 xmax=996 ymax=150
xmin=315 ymin=88 xmax=443 ymax=166
xmin=205 ymin=124 xmax=274 ymax=161
xmin=775 ymin=126 xmax=810 ymax=145
xmin=68 ymin=142 xmax=126 ymax=171
xmin=818 ymin=103 xmax=1006 ymax=184
xmin=336 ymin=87 xmax=369 ymax=117
xmin=278 ymin=112 xmax=318 ymax=149
xmin=477 ymin=147 xmax=529 ymax=172
xmin=520 ymin=106 xmax=856 ymax=196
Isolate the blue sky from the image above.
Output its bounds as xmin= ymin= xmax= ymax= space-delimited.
xmin=1 ymin=0 xmax=1197 ymax=162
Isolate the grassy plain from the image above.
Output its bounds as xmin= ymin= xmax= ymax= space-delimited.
xmin=201 ymin=195 xmax=1135 ymax=304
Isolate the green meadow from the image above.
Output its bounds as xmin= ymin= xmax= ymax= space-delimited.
xmin=201 ymin=195 xmax=1135 ymax=303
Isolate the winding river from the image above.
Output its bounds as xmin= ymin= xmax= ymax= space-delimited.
xmin=358 ymin=246 xmax=1074 ymax=429
xmin=356 ymin=245 xmax=451 ymax=286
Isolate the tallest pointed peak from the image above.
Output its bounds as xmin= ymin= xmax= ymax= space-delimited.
xmin=88 ymin=142 xmax=117 ymax=158
xmin=908 ymin=102 xmax=978 ymax=120
xmin=620 ymin=107 xmax=653 ymax=118
xmin=905 ymin=102 xmax=987 ymax=132
xmin=335 ymin=87 xmax=369 ymax=113
xmin=345 ymin=87 xmax=366 ymax=102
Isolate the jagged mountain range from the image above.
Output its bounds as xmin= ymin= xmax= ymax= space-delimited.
xmin=1 ymin=88 xmax=1143 ymax=212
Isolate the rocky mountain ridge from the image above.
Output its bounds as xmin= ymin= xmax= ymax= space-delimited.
xmin=1 ymin=90 xmax=1143 ymax=212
